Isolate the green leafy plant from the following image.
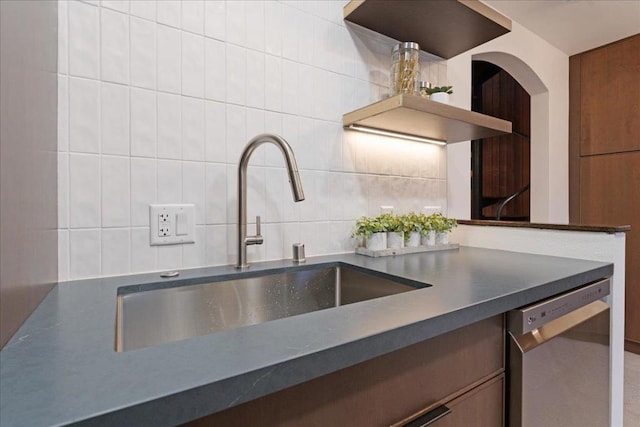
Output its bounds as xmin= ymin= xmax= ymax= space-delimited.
xmin=352 ymin=215 xmax=387 ymax=239
xmin=381 ymin=213 xmax=404 ymax=234
xmin=428 ymin=213 xmax=457 ymax=233
xmin=352 ymin=212 xmax=457 ymax=239
xmin=421 ymin=85 xmax=453 ymax=96
xmin=400 ymin=212 xmax=422 ymax=238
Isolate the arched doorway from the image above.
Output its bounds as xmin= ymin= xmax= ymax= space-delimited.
xmin=471 ymin=61 xmax=530 ymax=221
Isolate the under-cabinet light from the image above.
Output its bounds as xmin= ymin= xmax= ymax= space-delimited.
xmin=347 ymin=125 xmax=447 ymax=146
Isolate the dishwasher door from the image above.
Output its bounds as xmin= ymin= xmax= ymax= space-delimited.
xmin=508 ymin=279 xmax=610 ymax=427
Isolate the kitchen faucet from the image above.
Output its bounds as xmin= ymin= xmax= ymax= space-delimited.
xmin=236 ymin=134 xmax=305 ymax=269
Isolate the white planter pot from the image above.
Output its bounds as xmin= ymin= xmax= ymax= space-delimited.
xmin=387 ymin=232 xmax=404 ymax=249
xmin=406 ymin=231 xmax=421 ymax=247
xmin=421 ymin=230 xmax=436 ymax=246
xmin=430 ymin=92 xmax=450 ymax=104
xmin=366 ymin=232 xmax=387 ymax=251
xmin=436 ymin=232 xmax=449 ymax=245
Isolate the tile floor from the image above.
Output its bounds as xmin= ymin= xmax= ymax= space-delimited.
xmin=625 ymin=351 xmax=640 ymax=427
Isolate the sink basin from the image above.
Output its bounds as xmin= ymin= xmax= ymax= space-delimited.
xmin=116 ymin=264 xmax=426 ymax=352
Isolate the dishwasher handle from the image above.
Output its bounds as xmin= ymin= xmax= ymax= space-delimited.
xmin=507 ymin=278 xmax=610 ymax=335
xmin=510 ymin=300 xmax=609 ymax=353
xmin=401 ymin=405 xmax=451 ymax=427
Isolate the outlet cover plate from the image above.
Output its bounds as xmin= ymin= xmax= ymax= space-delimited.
xmin=149 ymin=204 xmax=196 ymax=245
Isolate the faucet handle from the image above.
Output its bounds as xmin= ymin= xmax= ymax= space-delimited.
xmin=244 ymin=216 xmax=264 ymax=246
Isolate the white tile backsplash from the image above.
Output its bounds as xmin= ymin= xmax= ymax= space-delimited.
xmin=205 ymin=100 xmax=226 ymax=163
xmin=130 ymin=0 xmax=155 ymax=21
xmin=182 ymin=161 xmax=205 ymax=223
xmin=204 ymin=38 xmax=226 ymax=102
xmin=57 ymin=0 xmax=447 ymax=280
xmin=264 ymin=1 xmax=282 ymax=57
xmin=100 ymin=82 xmax=130 ymax=155
xmin=245 ymin=0 xmax=265 ymax=52
xmin=157 ymin=92 xmax=182 ymax=159
xmin=101 ymin=156 xmax=130 ymax=227
xmin=130 ymin=16 xmax=156 ymax=90
xmin=182 ymin=97 xmax=205 ymax=161
xmin=157 ymin=159 xmax=182 ymax=203
xmin=69 ymin=77 xmax=100 ymax=153
xmin=131 ymin=227 xmax=157 ymax=273
xmin=225 ymin=0 xmax=245 ymax=47
xmin=156 ymin=0 xmax=180 ymax=28
xmin=101 ymin=7 xmax=129 ymax=84
xmin=181 ymin=31 xmax=205 ymax=98
xmin=181 ymin=0 xmax=204 ymax=35
xmin=204 ymin=0 xmax=225 ymax=41
xmin=130 ymin=157 xmax=157 ymax=226
xmin=69 ymin=229 xmax=100 ymax=278
xmin=225 ymin=44 xmax=246 ymax=106
xmin=130 ymin=87 xmax=157 ymax=157
xmin=58 ymin=75 xmax=69 ymax=151
xmin=69 ymin=1 xmax=99 ymax=78
xmin=157 ymin=24 xmax=182 ymax=94
xmin=101 ymin=228 xmax=131 ymax=276
xmin=69 ymin=153 xmax=101 ymax=228
xmin=101 ymin=0 xmax=128 ymax=14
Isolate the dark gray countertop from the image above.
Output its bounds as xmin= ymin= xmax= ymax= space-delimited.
xmin=0 ymin=247 xmax=612 ymax=426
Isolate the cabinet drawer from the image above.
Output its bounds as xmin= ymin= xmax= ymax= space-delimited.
xmin=400 ymin=374 xmax=505 ymax=427
xmin=186 ymin=315 xmax=504 ymax=427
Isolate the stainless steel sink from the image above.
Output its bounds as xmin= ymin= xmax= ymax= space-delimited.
xmin=116 ymin=264 xmax=426 ymax=352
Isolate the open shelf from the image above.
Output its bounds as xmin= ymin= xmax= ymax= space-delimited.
xmin=344 ymin=0 xmax=511 ymax=59
xmin=343 ymin=95 xmax=512 ymax=144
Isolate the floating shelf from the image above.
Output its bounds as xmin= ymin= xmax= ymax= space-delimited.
xmin=344 ymin=0 xmax=511 ymax=59
xmin=343 ymin=95 xmax=512 ymax=144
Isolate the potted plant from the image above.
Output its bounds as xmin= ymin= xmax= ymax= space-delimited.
xmin=381 ymin=213 xmax=405 ymax=249
xmin=418 ymin=213 xmax=436 ymax=246
xmin=402 ymin=212 xmax=422 ymax=247
xmin=430 ymin=213 xmax=457 ymax=244
xmin=421 ymin=85 xmax=453 ymax=104
xmin=353 ymin=215 xmax=387 ymax=251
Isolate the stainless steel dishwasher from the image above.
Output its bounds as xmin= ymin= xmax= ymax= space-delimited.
xmin=507 ymin=278 xmax=610 ymax=427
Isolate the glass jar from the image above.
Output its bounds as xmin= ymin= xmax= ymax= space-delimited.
xmin=390 ymin=42 xmax=420 ymax=96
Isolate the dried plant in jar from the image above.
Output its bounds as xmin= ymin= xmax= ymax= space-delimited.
xmin=390 ymin=42 xmax=420 ymax=96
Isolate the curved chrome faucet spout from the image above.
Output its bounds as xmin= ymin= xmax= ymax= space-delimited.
xmin=237 ymin=134 xmax=305 ymax=269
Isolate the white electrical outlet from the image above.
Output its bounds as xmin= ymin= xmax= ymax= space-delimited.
xmin=380 ymin=205 xmax=394 ymax=214
xmin=149 ymin=204 xmax=196 ymax=245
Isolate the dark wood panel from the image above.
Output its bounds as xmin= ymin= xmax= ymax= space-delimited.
xmin=430 ymin=374 xmax=504 ymax=427
xmin=185 ymin=315 xmax=504 ymax=426
xmin=625 ymin=339 xmax=640 ymax=355
xmin=457 ymin=220 xmax=630 ymax=233
xmin=580 ymin=152 xmax=640 ymax=342
xmin=580 ymin=35 xmax=640 ymax=156
xmin=479 ymin=70 xmax=530 ymax=219
xmin=569 ymin=54 xmax=582 ymax=223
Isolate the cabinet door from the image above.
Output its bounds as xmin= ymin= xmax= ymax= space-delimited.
xmin=580 ymin=35 xmax=640 ymax=156
xmin=401 ymin=374 xmax=504 ymax=427
xmin=184 ymin=315 xmax=504 ymax=427
xmin=581 ymin=152 xmax=640 ymax=343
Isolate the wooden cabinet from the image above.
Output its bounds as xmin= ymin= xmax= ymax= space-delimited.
xmin=185 ymin=315 xmax=505 ymax=426
xmin=580 ymin=152 xmax=640 ymax=348
xmin=570 ymin=34 xmax=640 ymax=352
xmin=579 ymin=36 xmax=640 ymax=156
xmin=395 ymin=374 xmax=504 ymax=427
